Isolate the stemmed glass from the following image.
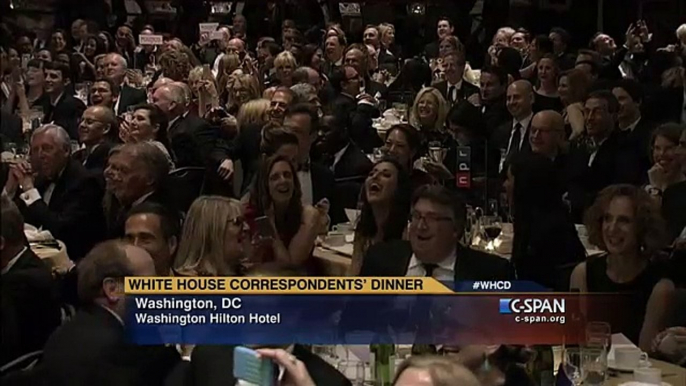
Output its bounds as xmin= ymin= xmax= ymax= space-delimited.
xmin=563 ymin=347 xmax=583 ymax=386
xmin=480 ymin=216 xmax=502 ymax=241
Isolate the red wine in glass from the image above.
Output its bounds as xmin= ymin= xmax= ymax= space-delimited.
xmin=484 ymin=226 xmax=502 ymax=239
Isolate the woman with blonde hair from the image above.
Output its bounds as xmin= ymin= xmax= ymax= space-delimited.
xmin=187 ymin=65 xmax=220 ymax=116
xmin=173 ymin=196 xmax=247 ymax=276
xmin=237 ymin=99 xmax=271 ymax=129
xmin=271 ymin=51 xmax=297 ymax=88
xmin=216 ymin=53 xmax=242 ymax=93
xmin=226 ymin=72 xmax=261 ymax=115
xmin=393 ymin=355 xmax=480 ymax=386
xmin=409 ymin=87 xmax=449 ymax=135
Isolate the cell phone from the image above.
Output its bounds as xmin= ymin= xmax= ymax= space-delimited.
xmin=253 ymin=216 xmax=274 ymax=241
xmin=233 ymin=346 xmax=276 ymax=386
xmin=202 ymin=64 xmax=212 ymax=80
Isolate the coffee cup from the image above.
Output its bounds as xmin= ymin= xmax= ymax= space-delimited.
xmin=634 ymin=367 xmax=662 ymax=384
xmin=325 ymin=232 xmax=346 ymax=247
xmin=333 ymin=223 xmax=354 ymax=234
xmin=614 ymin=347 xmax=649 ymax=369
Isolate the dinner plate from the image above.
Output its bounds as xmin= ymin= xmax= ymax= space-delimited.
xmin=608 ymin=359 xmax=652 ymax=372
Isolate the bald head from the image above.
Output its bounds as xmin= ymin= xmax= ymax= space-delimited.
xmin=227 ymin=38 xmax=245 ymax=54
xmin=506 ymin=80 xmax=534 ymax=120
xmin=530 ymin=110 xmax=565 ymax=158
xmin=152 ymin=77 xmax=173 ymax=90
xmin=152 ymin=84 xmax=187 ymax=118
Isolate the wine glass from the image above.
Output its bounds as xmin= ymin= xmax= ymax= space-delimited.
xmin=481 ymin=216 xmax=502 ymax=241
xmin=581 ymin=347 xmax=607 ymax=386
xmin=563 ymin=347 xmax=583 ymax=386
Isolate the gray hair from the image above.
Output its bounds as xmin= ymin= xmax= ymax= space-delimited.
xmin=677 ymin=24 xmax=686 ymax=40
xmin=164 ymin=83 xmax=189 ymax=105
xmin=290 ymin=83 xmax=317 ymax=104
xmin=110 ymin=142 xmax=170 ymax=188
xmin=106 ymin=52 xmax=128 ymax=69
xmin=31 ymin=124 xmax=71 ymax=153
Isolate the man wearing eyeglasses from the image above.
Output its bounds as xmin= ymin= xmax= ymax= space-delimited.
xmin=73 ymin=106 xmax=117 ymax=172
xmin=359 ymin=184 xmax=514 ymax=281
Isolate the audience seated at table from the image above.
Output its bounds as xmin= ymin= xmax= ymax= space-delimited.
xmin=570 ymin=184 xmax=674 ymax=351
xmin=245 ymin=155 xmax=326 ymax=271
xmin=173 ymin=196 xmax=245 ymax=276
xmin=0 ymin=194 xmax=61 ymax=368
xmin=124 ymin=202 xmax=180 ymax=276
xmin=360 ymin=184 xmax=515 ymax=281
xmin=505 ymin=152 xmax=585 ymax=290
xmin=36 ymin=241 xmax=180 ymax=386
xmin=3 ymin=124 xmax=106 ymax=260
xmin=350 ymin=157 xmax=412 ymax=275
xmin=103 ymin=142 xmax=170 ymax=238
xmin=382 ymin=124 xmax=434 ymax=190
xmin=408 ymin=87 xmax=449 ymax=147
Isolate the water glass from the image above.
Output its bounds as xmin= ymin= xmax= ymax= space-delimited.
xmin=585 ymin=321 xmax=611 ymax=352
xmin=563 ymin=347 xmax=583 ymax=386
xmin=581 ymin=347 xmax=607 ymax=386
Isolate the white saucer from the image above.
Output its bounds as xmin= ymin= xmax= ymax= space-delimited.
xmin=608 ymin=359 xmax=652 ymax=372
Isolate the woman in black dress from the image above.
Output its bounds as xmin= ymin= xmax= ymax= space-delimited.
xmin=570 ymin=184 xmax=674 ymax=351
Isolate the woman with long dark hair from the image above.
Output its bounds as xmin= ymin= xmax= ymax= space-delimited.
xmin=247 ymin=154 xmax=327 ymax=268
xmin=73 ymin=34 xmax=106 ymax=82
xmin=504 ymin=153 xmax=585 ymax=290
xmin=383 ymin=124 xmax=434 ymax=191
xmin=350 ymin=157 xmax=412 ymax=275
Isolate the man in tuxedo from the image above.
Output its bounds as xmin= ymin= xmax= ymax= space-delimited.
xmin=434 ymin=52 xmax=478 ymax=106
xmin=330 ymin=66 xmax=382 ymax=154
xmin=1 ymin=194 xmax=61 ymax=367
xmin=424 ymin=17 xmax=455 ymax=59
xmin=343 ymin=44 xmax=387 ymax=101
xmin=322 ymin=34 xmax=345 ymax=78
xmin=103 ymin=53 xmax=147 ymax=116
xmin=567 ymin=90 xmax=642 ymax=222
xmin=73 ymin=106 xmax=117 ymax=172
xmin=152 ymin=83 xmax=230 ymax=175
xmin=3 ymin=124 xmax=105 ymax=260
xmin=90 ymin=79 xmax=120 ymax=110
xmin=492 ymin=80 xmax=534 ymax=172
xmin=103 ymin=142 xmax=170 ymax=238
xmin=267 ymin=87 xmax=295 ymax=125
xmin=612 ymin=79 xmax=655 ymax=178
xmin=39 ymin=240 xmax=181 ymax=386
xmin=124 ymin=202 xmax=180 ymax=277
xmin=284 ymin=104 xmax=345 ymax=225
xmin=360 ymin=184 xmax=514 ymax=280
xmin=475 ymin=66 xmax=510 ymax=136
xmin=41 ymin=61 xmax=86 ymax=139
xmin=529 ymin=110 xmax=566 ymax=161
xmin=316 ymin=115 xmax=372 ymax=210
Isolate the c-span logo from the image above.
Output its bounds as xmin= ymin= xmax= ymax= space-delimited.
xmin=499 ymin=298 xmax=566 ymax=314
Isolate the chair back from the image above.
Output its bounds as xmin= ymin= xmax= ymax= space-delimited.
xmin=167 ymin=167 xmax=207 ymax=214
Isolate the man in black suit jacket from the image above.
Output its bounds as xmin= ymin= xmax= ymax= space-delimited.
xmin=103 ymin=143 xmax=170 ymax=238
xmin=153 ymin=84 xmax=229 ymax=173
xmin=72 ymin=106 xmax=117 ymax=172
xmin=566 ymin=91 xmax=642 ymax=222
xmin=37 ymin=240 xmax=181 ymax=386
xmin=330 ymin=66 xmax=382 ymax=154
xmin=612 ymin=80 xmax=656 ymax=178
xmin=103 ymin=53 xmax=147 ymax=116
xmin=360 ymin=185 xmax=515 ymax=280
xmin=424 ymin=17 xmax=455 ymax=59
xmin=169 ymin=344 xmax=351 ymax=386
xmin=4 ymin=125 xmax=106 ymax=260
xmin=41 ymin=61 xmax=86 ymax=139
xmin=433 ymin=52 xmax=479 ymax=106
xmin=491 ymin=80 xmax=535 ymax=172
xmin=285 ymin=104 xmax=346 ymax=225
xmin=1 ymin=195 xmax=61 ymax=367
xmin=477 ymin=66 xmax=510 ymax=137
xmin=343 ymin=44 xmax=388 ymax=102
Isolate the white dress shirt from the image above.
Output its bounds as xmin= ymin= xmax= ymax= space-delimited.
xmin=20 ymin=167 xmax=66 ymax=207
xmin=507 ymin=113 xmax=532 ymax=153
xmin=1 ymin=247 xmax=27 ymax=275
xmin=406 ymin=249 xmax=457 ymax=281
xmin=298 ymin=170 xmax=314 ymax=206
xmin=588 ymin=137 xmax=608 ymax=167
xmin=331 ymin=144 xmax=349 ymax=172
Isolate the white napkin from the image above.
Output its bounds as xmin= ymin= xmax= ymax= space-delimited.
xmin=24 ymin=227 xmax=56 ymax=243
